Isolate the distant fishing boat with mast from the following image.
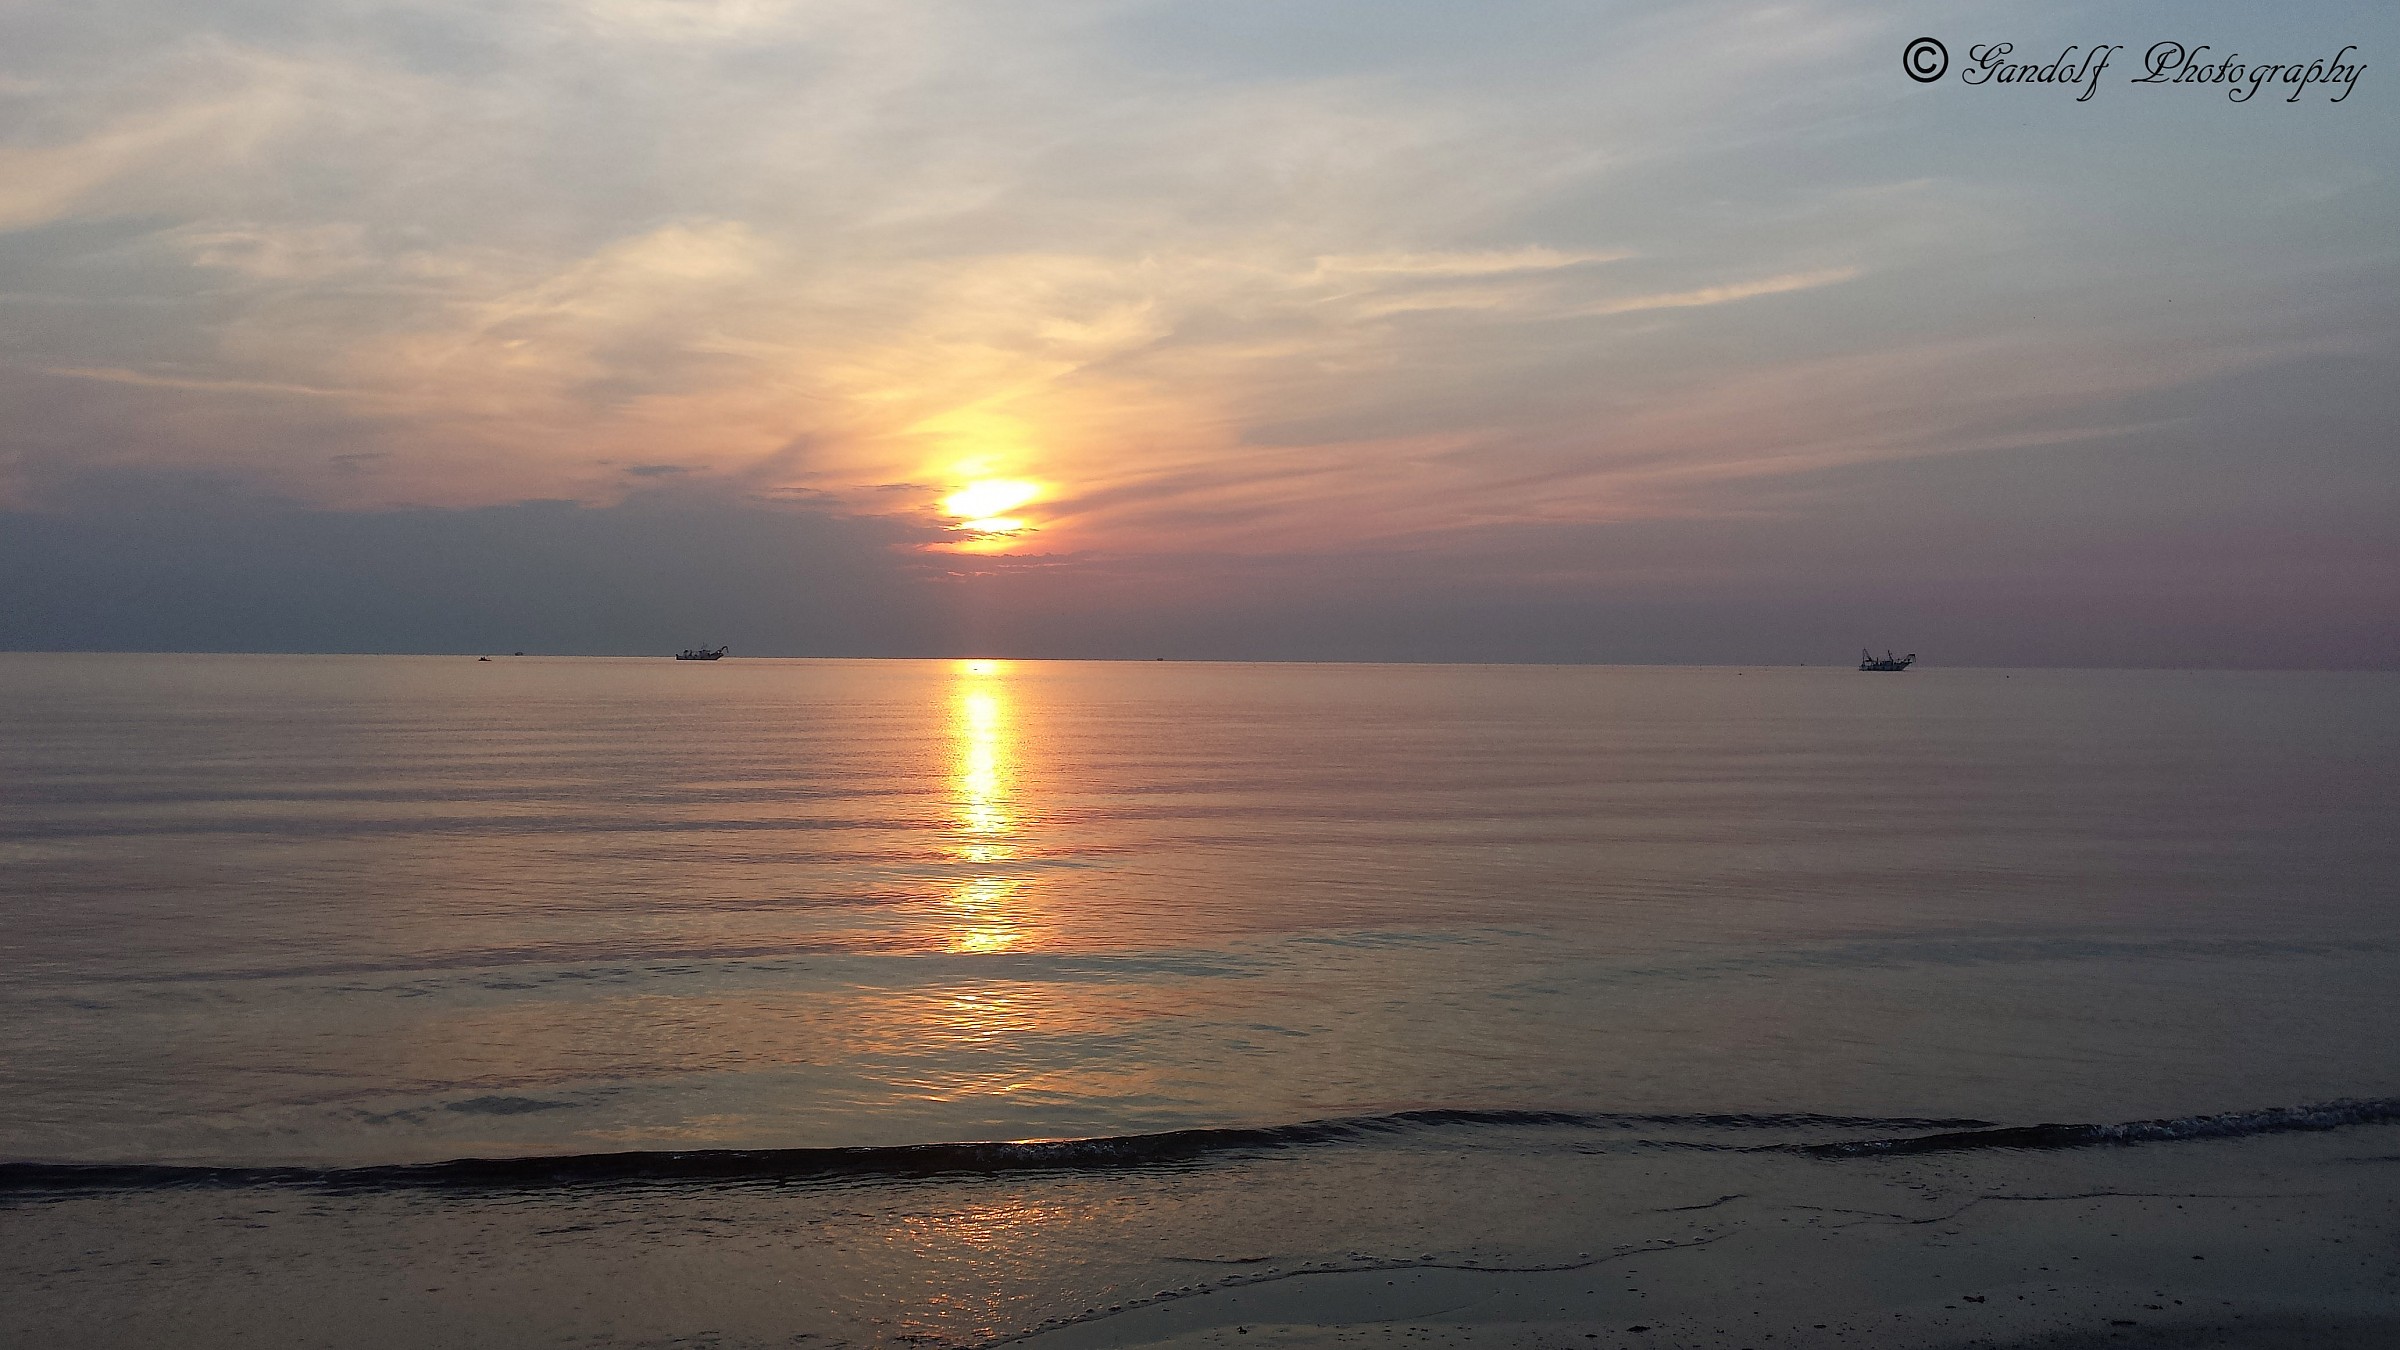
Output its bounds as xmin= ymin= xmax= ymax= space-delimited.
xmin=675 ymin=646 xmax=728 ymax=661
xmin=1858 ymin=649 xmax=1915 ymax=671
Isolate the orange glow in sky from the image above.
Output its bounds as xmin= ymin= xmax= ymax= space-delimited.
xmin=939 ymin=479 xmax=1044 ymax=549
xmin=8 ymin=0 xmax=2383 ymax=651
xmin=942 ymin=479 xmax=1040 ymax=521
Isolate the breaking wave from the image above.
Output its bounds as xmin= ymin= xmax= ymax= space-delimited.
xmin=6 ymin=1098 xmax=2394 ymax=1196
xmin=1799 ymin=1096 xmax=2400 ymax=1157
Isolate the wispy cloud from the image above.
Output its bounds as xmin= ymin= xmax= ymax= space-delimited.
xmin=1567 ymin=267 xmax=1862 ymax=319
xmin=0 ymin=0 xmax=2390 ymax=577
xmin=32 ymin=364 xmax=372 ymax=401
xmin=1307 ymin=247 xmax=1630 ymax=281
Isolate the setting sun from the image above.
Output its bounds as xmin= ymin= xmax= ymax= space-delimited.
xmin=939 ymin=479 xmax=1044 ymax=549
xmin=941 ymin=479 xmax=1040 ymax=523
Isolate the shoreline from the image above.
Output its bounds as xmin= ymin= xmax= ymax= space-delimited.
xmin=1012 ymin=1177 xmax=2400 ymax=1350
xmin=7 ymin=1126 xmax=2395 ymax=1349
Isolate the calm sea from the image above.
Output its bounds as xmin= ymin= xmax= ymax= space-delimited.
xmin=5 ymin=655 xmax=2399 ymax=1346
xmin=5 ymin=654 xmax=2395 ymax=1166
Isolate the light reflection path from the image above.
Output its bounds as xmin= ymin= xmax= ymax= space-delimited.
xmin=946 ymin=659 xmax=1031 ymax=956
xmin=929 ymin=660 xmax=1055 ymax=1109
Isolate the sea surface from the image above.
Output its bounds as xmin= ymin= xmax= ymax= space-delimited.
xmin=4 ymin=654 xmax=2399 ymax=1346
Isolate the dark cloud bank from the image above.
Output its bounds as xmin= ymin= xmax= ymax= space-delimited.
xmin=5 ymin=353 xmax=2394 ymax=669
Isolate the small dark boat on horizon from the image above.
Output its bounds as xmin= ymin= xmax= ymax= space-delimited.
xmin=1859 ymin=649 xmax=1916 ymax=671
xmin=675 ymin=646 xmax=728 ymax=661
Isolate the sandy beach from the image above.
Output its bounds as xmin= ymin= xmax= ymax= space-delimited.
xmin=1020 ymin=1147 xmax=2400 ymax=1350
xmin=9 ymin=1119 xmax=2396 ymax=1349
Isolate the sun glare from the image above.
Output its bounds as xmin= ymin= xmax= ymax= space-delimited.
xmin=942 ymin=479 xmax=1040 ymax=525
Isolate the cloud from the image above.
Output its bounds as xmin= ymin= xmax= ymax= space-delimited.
xmin=1306 ymin=247 xmax=1630 ymax=280
xmin=1568 ymin=266 xmax=1862 ymax=319
xmin=0 ymin=0 xmax=2393 ymax=663
xmin=0 ymin=474 xmax=950 ymax=654
xmin=31 ymin=365 xmax=368 ymax=400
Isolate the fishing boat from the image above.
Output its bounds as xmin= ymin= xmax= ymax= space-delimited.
xmin=1858 ymin=649 xmax=1915 ymax=671
xmin=675 ymin=646 xmax=728 ymax=661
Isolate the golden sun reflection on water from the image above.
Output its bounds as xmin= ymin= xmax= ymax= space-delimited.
xmin=946 ymin=877 xmax=1025 ymax=955
xmin=946 ymin=659 xmax=1033 ymax=955
xmin=932 ymin=986 xmax=1037 ymax=1049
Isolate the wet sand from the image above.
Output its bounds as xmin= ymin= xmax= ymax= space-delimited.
xmin=6 ymin=1126 xmax=2396 ymax=1349
xmin=1033 ymin=1180 xmax=2400 ymax=1350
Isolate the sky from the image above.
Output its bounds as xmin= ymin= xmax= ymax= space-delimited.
xmin=2 ymin=0 xmax=2394 ymax=665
